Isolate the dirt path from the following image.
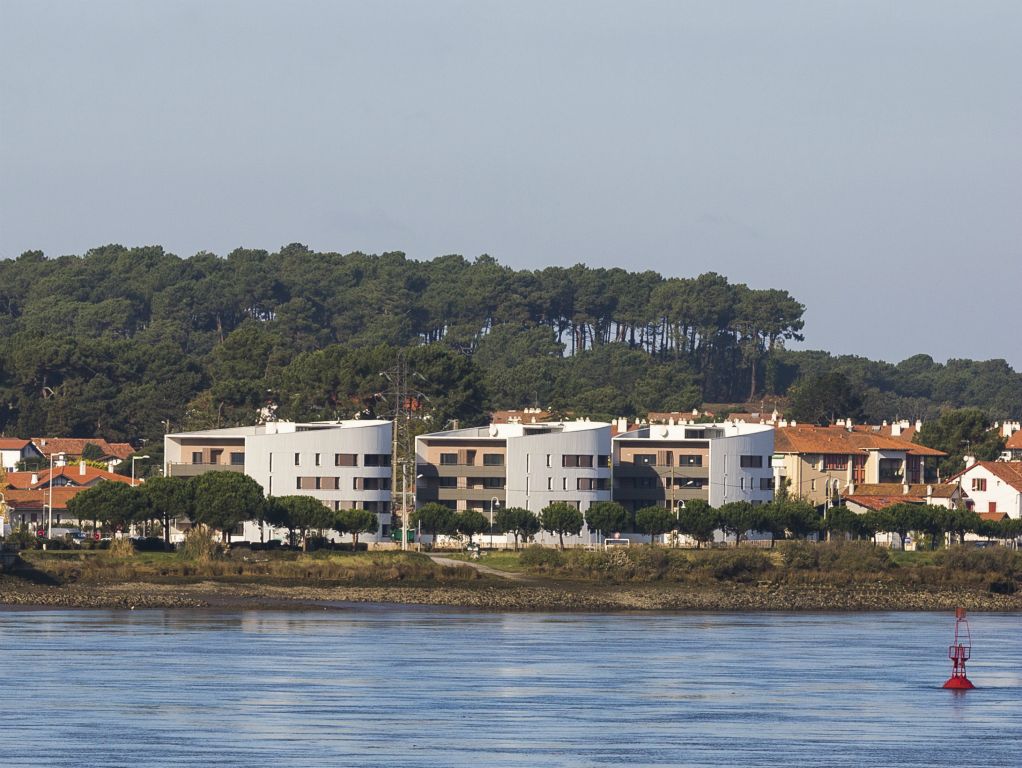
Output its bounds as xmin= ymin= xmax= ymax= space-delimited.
xmin=426 ymin=554 xmax=533 ymax=582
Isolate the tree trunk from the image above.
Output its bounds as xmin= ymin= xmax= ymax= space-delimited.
xmin=558 ymin=531 xmax=564 ymax=550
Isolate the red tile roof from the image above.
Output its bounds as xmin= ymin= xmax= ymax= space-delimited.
xmin=847 ymin=483 xmax=960 ymax=499
xmin=0 ymin=438 xmax=32 ymax=450
xmin=978 ymin=511 xmax=1008 ymax=522
xmin=32 ymin=438 xmax=135 ymax=461
xmin=844 ymin=495 xmax=924 ymax=511
xmin=1006 ymin=431 xmax=1022 ymax=450
xmin=3 ymin=465 xmax=134 ymax=490
xmin=950 ymin=461 xmax=1022 ymax=493
xmin=774 ymin=426 xmax=945 ymax=457
xmin=2 ymin=487 xmax=81 ymax=512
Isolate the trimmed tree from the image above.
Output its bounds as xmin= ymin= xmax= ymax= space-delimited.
xmin=411 ymin=503 xmax=456 ymax=549
xmin=337 ymin=508 xmax=378 ymax=550
xmin=540 ymin=502 xmax=584 ymax=550
xmin=823 ymin=504 xmax=862 ymax=541
xmin=141 ymin=476 xmax=193 ymax=550
xmin=635 ymin=505 xmax=676 ymax=546
xmin=718 ymin=501 xmax=758 ymax=547
xmin=585 ymin=501 xmax=629 ymax=542
xmin=455 ymin=509 xmax=488 ymax=544
xmin=192 ymin=471 xmax=266 ymax=545
xmin=495 ymin=506 xmax=540 ymax=551
xmin=66 ymin=481 xmax=146 ymax=537
xmin=677 ymin=499 xmax=719 ymax=548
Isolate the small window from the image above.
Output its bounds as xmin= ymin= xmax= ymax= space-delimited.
xmin=546 ymin=454 xmax=552 ymax=467
xmin=230 ymin=452 xmax=245 ymax=466
xmin=268 ymin=453 xmax=273 ymax=472
xmin=811 ymin=479 xmax=817 ymax=492
xmin=547 ymin=477 xmax=553 ymax=491
xmin=483 ymin=454 xmax=504 ymax=466
xmin=314 ymin=453 xmax=321 ymax=467
xmin=440 ymin=453 xmax=458 ymax=466
xmin=335 ymin=453 xmax=357 ymax=467
xmin=760 ymin=477 xmax=774 ymax=491
xmin=578 ymin=455 xmax=593 ymax=468
xmin=598 ymin=454 xmax=610 ymax=468
xmin=438 ymin=477 xmax=457 ymax=488
xmin=191 ymin=451 xmax=203 ymax=464
xmin=482 ymin=477 xmax=505 ymax=489
xmin=678 ymin=454 xmax=702 ymax=467
xmin=740 ymin=477 xmax=745 ymax=490
xmin=364 ymin=454 xmax=391 ymax=467
xmin=294 ymin=453 xmax=301 ymax=466
xmin=633 ymin=454 xmax=656 ymax=466
xmin=740 ymin=455 xmax=764 ymax=468
xmin=296 ymin=478 xmax=302 ymax=490
xmin=972 ymin=478 xmax=987 ymax=492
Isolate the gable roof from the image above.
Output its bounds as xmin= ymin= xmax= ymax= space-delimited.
xmin=0 ymin=438 xmax=32 ymax=451
xmin=32 ymin=438 xmax=135 ymax=461
xmin=844 ymin=495 xmax=925 ymax=511
xmin=950 ymin=461 xmax=1022 ymax=493
xmin=774 ymin=426 xmax=945 ymax=457
xmin=1006 ymin=431 xmax=1022 ymax=450
xmin=846 ymin=483 xmax=960 ymax=499
xmin=4 ymin=465 xmax=135 ymax=490
xmin=1 ymin=487 xmax=82 ymax=512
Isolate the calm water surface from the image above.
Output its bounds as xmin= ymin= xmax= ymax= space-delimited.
xmin=1 ymin=607 xmax=1019 ymax=767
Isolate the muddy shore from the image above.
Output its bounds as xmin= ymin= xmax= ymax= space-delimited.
xmin=2 ymin=577 xmax=1020 ymax=612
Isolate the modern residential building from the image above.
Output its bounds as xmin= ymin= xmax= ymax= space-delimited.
xmin=948 ymin=461 xmax=1022 ymax=519
xmin=612 ymin=421 xmax=775 ymax=513
xmin=415 ymin=420 xmax=612 ymax=543
xmin=0 ymin=438 xmax=43 ymax=472
xmin=165 ymin=420 xmax=394 ymax=543
xmin=772 ymin=425 xmax=945 ymax=507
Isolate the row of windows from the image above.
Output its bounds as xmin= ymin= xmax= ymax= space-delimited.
xmin=631 ymin=453 xmax=703 ymax=467
xmin=287 ymin=453 xmax=391 ymax=468
xmin=438 ymin=451 xmax=505 ymax=466
xmin=545 ymin=477 xmax=610 ymax=491
xmin=295 ymin=477 xmax=392 ymax=491
xmin=436 ymin=477 xmax=507 ymax=489
xmin=191 ymin=451 xmax=245 ymax=465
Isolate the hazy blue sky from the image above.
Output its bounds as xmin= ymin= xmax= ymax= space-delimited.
xmin=2 ymin=1 xmax=1019 ymax=367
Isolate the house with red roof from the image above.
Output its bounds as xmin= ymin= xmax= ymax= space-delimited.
xmin=1002 ymin=429 xmax=1022 ymax=462
xmin=31 ymin=437 xmax=136 ymax=472
xmin=772 ymin=425 xmax=946 ymax=507
xmin=948 ymin=461 xmax=1022 ymax=519
xmin=0 ymin=438 xmax=44 ymax=472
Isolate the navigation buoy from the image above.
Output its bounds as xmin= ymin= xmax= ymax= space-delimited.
xmin=942 ymin=607 xmax=975 ymax=690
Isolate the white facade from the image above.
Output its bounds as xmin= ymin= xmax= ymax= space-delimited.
xmin=416 ymin=420 xmax=612 ymax=545
xmin=165 ymin=420 xmax=393 ymax=543
xmin=952 ymin=461 xmax=1022 ymax=519
xmin=0 ymin=441 xmax=43 ymax=472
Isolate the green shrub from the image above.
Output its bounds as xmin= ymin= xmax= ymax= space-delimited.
xmin=708 ymin=549 xmax=772 ymax=581
xmin=815 ymin=541 xmax=892 ymax=572
xmin=780 ymin=541 xmax=819 ymax=570
xmin=519 ymin=546 xmax=564 ymax=570
xmin=935 ymin=546 xmax=1022 ymax=577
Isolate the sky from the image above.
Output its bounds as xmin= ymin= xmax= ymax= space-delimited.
xmin=1 ymin=1 xmax=1019 ymax=368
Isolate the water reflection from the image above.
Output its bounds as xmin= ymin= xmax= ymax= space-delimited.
xmin=0 ymin=608 xmax=1019 ymax=767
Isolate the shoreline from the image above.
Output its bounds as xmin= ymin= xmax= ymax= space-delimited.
xmin=2 ymin=578 xmax=1020 ymax=613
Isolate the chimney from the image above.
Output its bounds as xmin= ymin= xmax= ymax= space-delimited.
xmin=902 ymin=483 xmax=910 ymax=495
xmin=926 ymin=484 xmax=934 ymax=501
xmin=891 ymin=423 xmax=902 ymax=437
xmin=963 ymin=455 xmax=976 ymax=469
xmin=915 ymin=419 xmax=922 ymax=432
xmin=80 ymin=460 xmax=87 ymax=476
xmin=31 ymin=473 xmax=38 ymax=485
xmin=616 ymin=417 xmax=628 ymax=433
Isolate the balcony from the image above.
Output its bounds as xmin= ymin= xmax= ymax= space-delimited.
xmin=167 ymin=462 xmax=245 ymax=478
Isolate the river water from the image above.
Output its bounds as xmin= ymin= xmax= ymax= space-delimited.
xmin=1 ymin=607 xmax=1019 ymax=767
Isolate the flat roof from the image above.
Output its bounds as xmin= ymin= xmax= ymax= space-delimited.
xmin=167 ymin=419 xmax=390 ymax=439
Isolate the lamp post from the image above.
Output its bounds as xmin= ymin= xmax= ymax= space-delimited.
xmin=47 ymin=452 xmax=66 ymax=541
xmin=131 ymin=455 xmax=150 ymax=488
xmin=489 ymin=496 xmax=500 ymax=550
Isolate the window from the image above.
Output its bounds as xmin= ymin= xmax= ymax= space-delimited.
xmin=678 ymin=454 xmax=702 ymax=467
xmin=547 ymin=477 xmax=553 ymax=491
xmin=546 ymin=454 xmax=552 ymax=467
xmin=561 ymin=454 xmax=594 ymax=468
xmin=633 ymin=454 xmax=657 ymax=466
xmin=483 ymin=453 xmax=504 ymax=466
xmin=191 ymin=451 xmax=203 ymax=464
xmin=230 ymin=452 xmax=245 ymax=466
xmin=988 ymin=501 xmax=997 ymax=513
xmin=972 ymin=478 xmax=987 ymax=492
xmin=823 ymin=454 xmax=847 ymax=471
xmin=577 ymin=478 xmax=609 ymax=491
xmin=268 ymin=453 xmax=273 ymax=472
xmin=740 ymin=455 xmax=764 ymax=468
xmin=760 ymin=477 xmax=775 ymax=491
xmin=296 ymin=478 xmax=302 ymax=490
xmin=879 ymin=459 xmax=903 ymax=483
xmin=314 ymin=453 xmax=321 ymax=467
xmin=482 ymin=477 xmax=505 ymax=489
xmin=562 ymin=477 xmax=568 ymax=491
xmin=740 ymin=477 xmax=745 ymax=490
xmin=364 ymin=454 xmax=391 ymax=467
xmin=810 ymin=479 xmax=816 ymax=492
xmin=314 ymin=477 xmax=322 ymax=490
xmin=294 ymin=452 xmax=301 ymax=466
xmin=335 ymin=453 xmax=357 ymax=467
xmin=598 ymin=455 xmax=610 ymax=468
xmin=440 ymin=453 xmax=458 ymax=465
xmin=438 ymin=477 xmax=457 ymax=488
xmin=852 ymin=455 xmax=866 ymax=484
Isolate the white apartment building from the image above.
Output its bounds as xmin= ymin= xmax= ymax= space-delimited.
xmin=164 ymin=420 xmax=393 ymax=543
xmin=613 ymin=421 xmax=776 ymax=513
xmin=415 ymin=420 xmax=612 ymax=544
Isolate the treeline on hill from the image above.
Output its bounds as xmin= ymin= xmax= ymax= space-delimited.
xmin=0 ymin=244 xmax=1019 ymax=448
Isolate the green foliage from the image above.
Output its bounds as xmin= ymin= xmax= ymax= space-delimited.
xmin=584 ymin=501 xmax=629 ymax=538
xmin=335 ymin=508 xmax=379 ymax=549
xmin=191 ymin=471 xmax=265 ymax=542
xmin=677 ymin=499 xmax=720 ymax=547
xmin=410 ymin=503 xmax=457 ymax=546
xmin=707 ymin=549 xmax=773 ymax=581
xmin=494 ymin=506 xmax=540 ymax=550
xmin=717 ymin=501 xmax=759 ymax=546
xmin=454 ymin=509 xmax=488 ymax=542
xmin=787 ymin=372 xmax=863 ymax=425
xmin=141 ymin=476 xmax=193 ymax=548
xmin=66 ymin=481 xmax=146 ymax=532
xmin=540 ymin=502 xmax=584 ymax=549
xmin=177 ymin=527 xmax=222 ymax=562
xmin=916 ymin=408 xmax=1005 ymax=478
xmin=634 ymin=505 xmax=677 ymax=544
xmin=518 ymin=545 xmax=565 ymax=571
xmin=80 ymin=442 xmax=106 ymax=462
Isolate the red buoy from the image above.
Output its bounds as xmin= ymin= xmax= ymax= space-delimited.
xmin=942 ymin=607 xmax=975 ymax=690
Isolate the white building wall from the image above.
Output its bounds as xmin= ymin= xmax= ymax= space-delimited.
xmin=958 ymin=464 xmax=1022 ymax=519
xmin=504 ymin=424 xmax=612 ymax=513
xmin=707 ymin=426 xmax=775 ymax=507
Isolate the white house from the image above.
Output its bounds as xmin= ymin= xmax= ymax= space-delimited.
xmin=949 ymin=461 xmax=1022 ymax=519
xmin=0 ymin=439 xmax=44 ymax=472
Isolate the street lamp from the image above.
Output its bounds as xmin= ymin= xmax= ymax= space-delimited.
xmin=131 ymin=455 xmax=150 ymax=488
xmin=47 ymin=452 xmax=66 ymax=541
xmin=489 ymin=496 xmax=500 ymax=550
